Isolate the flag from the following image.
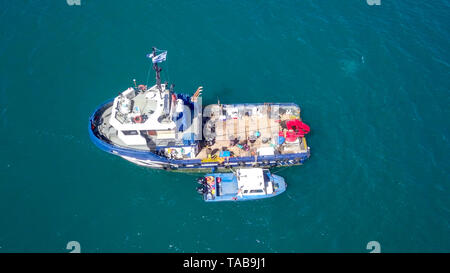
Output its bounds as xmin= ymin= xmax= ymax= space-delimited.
xmin=146 ymin=50 xmax=167 ymax=63
xmin=152 ymin=51 xmax=167 ymax=63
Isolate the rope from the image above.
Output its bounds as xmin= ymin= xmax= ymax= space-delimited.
xmin=166 ymin=55 xmax=171 ymax=85
xmin=145 ymin=62 xmax=153 ymax=87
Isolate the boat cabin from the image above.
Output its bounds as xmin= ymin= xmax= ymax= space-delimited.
xmin=97 ymin=83 xmax=202 ymax=159
xmin=236 ymin=168 xmax=273 ymax=195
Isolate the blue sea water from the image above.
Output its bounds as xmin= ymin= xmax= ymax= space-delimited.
xmin=0 ymin=0 xmax=449 ymax=252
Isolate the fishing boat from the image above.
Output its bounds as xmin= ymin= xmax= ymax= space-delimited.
xmin=196 ymin=168 xmax=286 ymax=201
xmin=89 ymin=48 xmax=310 ymax=171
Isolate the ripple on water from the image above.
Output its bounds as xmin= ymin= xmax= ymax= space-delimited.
xmin=339 ymin=58 xmax=361 ymax=76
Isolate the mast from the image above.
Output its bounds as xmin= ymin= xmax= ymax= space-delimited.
xmin=152 ymin=47 xmax=163 ymax=91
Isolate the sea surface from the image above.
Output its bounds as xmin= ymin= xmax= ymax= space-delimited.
xmin=0 ymin=0 xmax=449 ymax=252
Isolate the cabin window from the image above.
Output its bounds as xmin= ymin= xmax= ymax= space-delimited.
xmin=250 ymin=189 xmax=264 ymax=193
xmin=243 ymin=190 xmax=248 ymax=194
xmin=122 ymin=130 xmax=138 ymax=135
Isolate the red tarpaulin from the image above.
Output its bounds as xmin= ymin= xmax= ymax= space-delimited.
xmin=285 ymin=119 xmax=310 ymax=141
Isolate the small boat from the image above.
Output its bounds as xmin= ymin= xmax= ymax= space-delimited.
xmin=196 ymin=168 xmax=286 ymax=202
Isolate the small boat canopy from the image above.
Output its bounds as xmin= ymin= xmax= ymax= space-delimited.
xmin=237 ymin=168 xmax=272 ymax=194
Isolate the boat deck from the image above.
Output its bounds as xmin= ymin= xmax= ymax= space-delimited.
xmin=196 ymin=103 xmax=307 ymax=160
